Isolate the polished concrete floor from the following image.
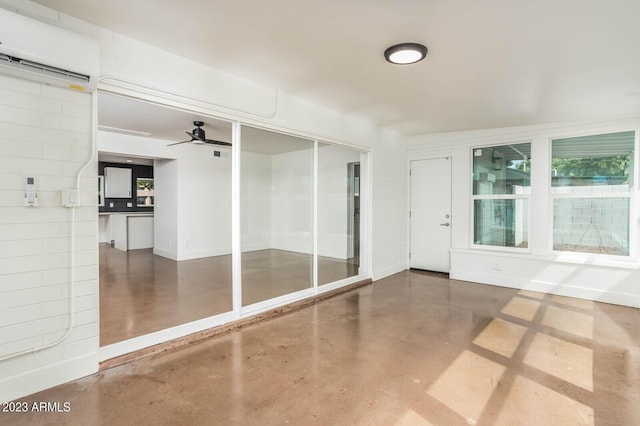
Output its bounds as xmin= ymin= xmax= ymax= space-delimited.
xmin=100 ymin=245 xmax=358 ymax=345
xmin=8 ymin=270 xmax=640 ymax=425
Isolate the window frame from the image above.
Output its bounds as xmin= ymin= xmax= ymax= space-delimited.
xmin=470 ymin=141 xmax=532 ymax=253
xmin=136 ymin=177 xmax=154 ymax=208
xmin=548 ymin=129 xmax=638 ymax=259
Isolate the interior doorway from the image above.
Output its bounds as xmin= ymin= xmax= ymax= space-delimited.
xmin=410 ymin=157 xmax=452 ymax=273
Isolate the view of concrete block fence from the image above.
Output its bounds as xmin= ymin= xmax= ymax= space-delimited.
xmin=553 ymin=190 xmax=629 ymax=255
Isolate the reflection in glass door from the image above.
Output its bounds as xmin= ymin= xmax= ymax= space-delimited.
xmin=240 ymin=126 xmax=314 ymax=306
xmin=318 ymin=144 xmax=362 ymax=285
xmin=97 ymin=93 xmax=234 ymax=346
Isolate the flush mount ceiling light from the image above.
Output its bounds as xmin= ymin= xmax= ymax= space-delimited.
xmin=384 ymin=42 xmax=428 ymax=65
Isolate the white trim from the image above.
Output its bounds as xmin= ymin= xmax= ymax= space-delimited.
xmin=450 ymin=270 xmax=640 ymax=309
xmin=313 ymin=139 xmax=319 ymax=293
xmin=317 ymin=274 xmax=371 ymax=294
xmin=0 ymin=352 xmax=98 ymax=403
xmin=469 ymin=244 xmax=531 ymax=255
xmin=231 ymin=121 xmax=242 ymax=316
xmin=175 ymin=248 xmax=232 ymax=261
xmin=99 ymin=311 xmax=238 ymax=361
xmin=362 ymin=150 xmax=372 ymax=277
xmin=152 ymin=247 xmax=178 ymax=260
xmin=240 ymin=288 xmax=315 ymax=316
xmin=372 ymin=261 xmax=407 ymax=281
xmin=450 ymin=247 xmax=640 ymax=269
xmin=473 ymin=194 xmax=531 ymax=200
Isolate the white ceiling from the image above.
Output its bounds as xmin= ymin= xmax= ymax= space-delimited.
xmin=98 ymin=93 xmax=232 ymax=143
xmin=34 ymin=0 xmax=640 ymax=136
xmin=98 ymin=93 xmax=313 ymax=154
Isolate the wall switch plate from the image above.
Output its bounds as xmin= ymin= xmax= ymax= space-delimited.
xmin=62 ymin=189 xmax=79 ymax=208
xmin=109 ymin=202 xmax=114 ymax=208
xmin=127 ymin=202 xmax=132 ymax=207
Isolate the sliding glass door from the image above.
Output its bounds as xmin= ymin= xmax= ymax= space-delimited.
xmin=240 ymin=125 xmax=314 ymax=306
xmin=317 ymin=143 xmax=362 ymax=285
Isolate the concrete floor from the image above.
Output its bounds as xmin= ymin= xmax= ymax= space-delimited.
xmin=100 ymin=246 xmax=358 ymax=345
xmin=7 ymin=270 xmax=640 ymax=425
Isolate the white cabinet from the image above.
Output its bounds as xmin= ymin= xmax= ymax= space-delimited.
xmin=104 ymin=167 xmax=132 ymax=198
xmin=112 ymin=213 xmax=154 ymax=251
xmin=128 ymin=215 xmax=154 ymax=249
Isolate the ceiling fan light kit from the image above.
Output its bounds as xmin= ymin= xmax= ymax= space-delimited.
xmin=384 ymin=42 xmax=428 ymax=65
xmin=167 ymin=121 xmax=232 ymax=147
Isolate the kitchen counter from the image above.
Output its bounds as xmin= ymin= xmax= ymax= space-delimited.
xmin=99 ymin=212 xmax=154 ymax=251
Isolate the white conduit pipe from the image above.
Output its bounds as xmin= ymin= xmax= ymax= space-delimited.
xmin=99 ymin=75 xmax=280 ymax=120
xmin=0 ymin=89 xmax=98 ymax=362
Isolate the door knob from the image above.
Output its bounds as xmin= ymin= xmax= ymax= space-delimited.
xmin=440 ymin=222 xmax=450 ymax=227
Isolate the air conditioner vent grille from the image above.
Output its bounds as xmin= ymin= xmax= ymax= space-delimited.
xmin=0 ymin=53 xmax=90 ymax=84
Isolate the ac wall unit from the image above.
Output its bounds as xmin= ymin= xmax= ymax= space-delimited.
xmin=0 ymin=8 xmax=99 ymax=93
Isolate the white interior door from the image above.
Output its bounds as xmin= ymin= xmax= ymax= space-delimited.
xmin=410 ymin=157 xmax=452 ymax=272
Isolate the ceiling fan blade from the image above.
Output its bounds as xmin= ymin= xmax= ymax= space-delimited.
xmin=186 ymin=131 xmax=202 ymax=140
xmin=204 ymin=139 xmax=232 ymax=146
xmin=167 ymin=140 xmax=192 ymax=146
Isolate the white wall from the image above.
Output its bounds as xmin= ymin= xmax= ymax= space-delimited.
xmin=0 ymin=73 xmax=98 ymax=402
xmin=175 ymin=144 xmax=232 ymax=260
xmin=318 ymin=144 xmax=362 ymax=259
xmin=241 ymin=151 xmax=272 ymax=252
xmin=242 ymin=144 xmax=363 ymax=259
xmin=153 ymin=158 xmax=178 ymax=259
xmin=271 ymin=148 xmax=314 ymax=254
xmin=408 ymin=115 xmax=640 ymax=308
xmin=0 ymin=0 xmax=408 ymax=402
xmin=371 ymin=128 xmax=409 ymax=280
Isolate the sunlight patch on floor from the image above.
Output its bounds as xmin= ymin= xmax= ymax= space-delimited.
xmin=472 ymin=318 xmax=528 ymax=358
xmin=550 ymin=294 xmax=594 ymax=310
xmin=523 ymin=332 xmax=593 ymax=391
xmin=542 ymin=305 xmax=594 ymax=339
xmin=494 ymin=375 xmax=594 ymax=425
xmin=500 ymin=296 xmax=541 ymax=321
xmin=517 ymin=289 xmax=545 ymax=300
xmin=427 ymin=350 xmax=504 ymax=424
xmin=393 ymin=409 xmax=433 ymax=426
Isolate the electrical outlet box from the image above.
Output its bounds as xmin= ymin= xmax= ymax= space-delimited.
xmin=62 ymin=189 xmax=79 ymax=207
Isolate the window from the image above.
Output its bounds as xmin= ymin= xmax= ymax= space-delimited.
xmin=551 ymin=131 xmax=635 ymax=256
xmin=136 ymin=178 xmax=154 ymax=207
xmin=472 ymin=142 xmax=531 ymax=248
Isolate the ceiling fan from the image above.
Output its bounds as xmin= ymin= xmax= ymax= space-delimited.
xmin=167 ymin=121 xmax=232 ymax=147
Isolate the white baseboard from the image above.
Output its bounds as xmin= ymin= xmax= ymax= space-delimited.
xmin=451 ymin=270 xmax=640 ymax=308
xmin=176 ymin=247 xmax=232 ymax=261
xmin=373 ymin=261 xmax=407 ymax=281
xmin=0 ymin=352 xmax=98 ymax=403
xmin=153 ymin=247 xmax=178 ymax=260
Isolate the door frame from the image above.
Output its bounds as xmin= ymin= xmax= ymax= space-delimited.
xmin=347 ymin=162 xmax=360 ymax=260
xmin=407 ymin=154 xmax=453 ymax=271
